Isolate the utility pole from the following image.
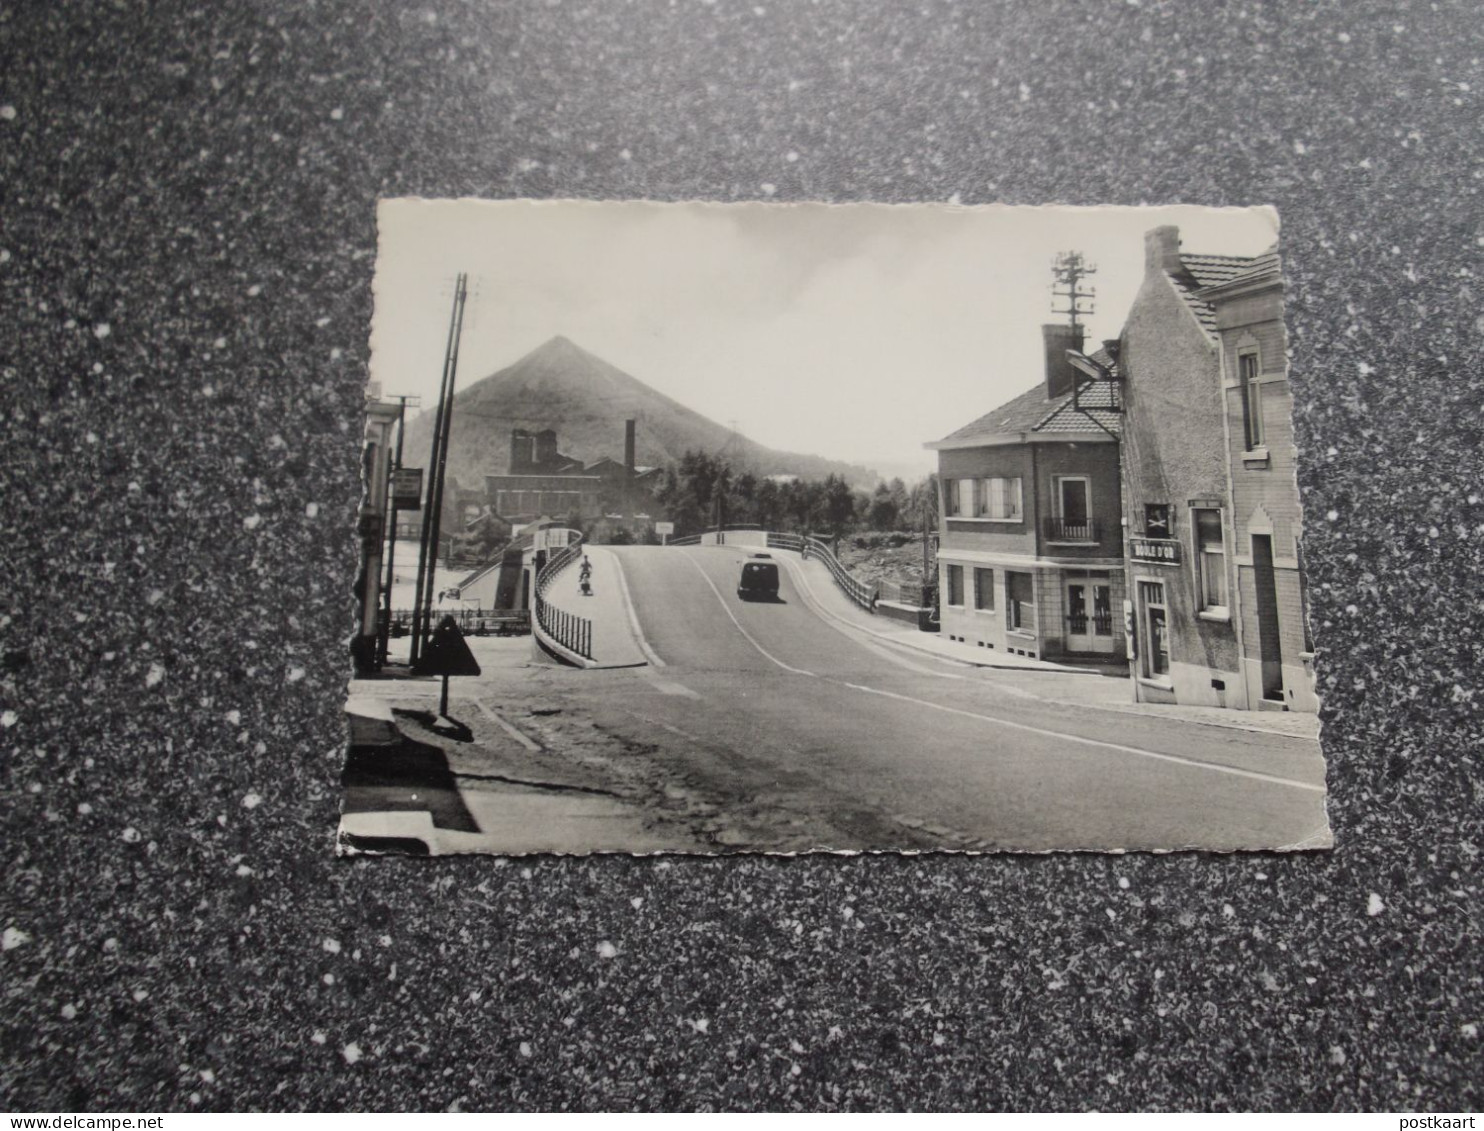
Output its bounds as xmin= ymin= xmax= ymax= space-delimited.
xmin=377 ymin=394 xmax=421 ymax=668
xmin=410 ymin=273 xmax=469 ymax=667
xmin=1051 ymin=250 xmax=1097 ymax=331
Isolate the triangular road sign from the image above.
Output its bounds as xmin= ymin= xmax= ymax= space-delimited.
xmin=412 ymin=615 xmax=482 ymax=677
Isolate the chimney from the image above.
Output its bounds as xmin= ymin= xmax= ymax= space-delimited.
xmin=1145 ymin=225 xmax=1184 ymax=277
xmin=1042 ymin=323 xmax=1086 ymax=400
xmin=624 ymin=418 xmax=636 ymax=479
xmin=510 ymin=429 xmax=532 ymax=474
xmin=535 ymin=429 xmax=558 ymax=468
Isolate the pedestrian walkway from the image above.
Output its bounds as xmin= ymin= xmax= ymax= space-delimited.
xmin=778 ymin=550 xmax=1320 ymax=740
xmin=540 ymin=546 xmax=648 ymax=668
xmin=783 ymin=553 xmax=1090 ymax=673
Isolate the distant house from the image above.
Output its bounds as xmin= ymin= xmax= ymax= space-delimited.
xmin=1118 ymin=225 xmax=1315 ymax=712
xmin=926 ymin=325 xmax=1127 ymax=664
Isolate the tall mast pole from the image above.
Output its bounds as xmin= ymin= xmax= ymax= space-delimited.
xmin=410 ymin=276 xmax=466 ymax=666
xmin=416 ymin=273 xmax=469 ymax=662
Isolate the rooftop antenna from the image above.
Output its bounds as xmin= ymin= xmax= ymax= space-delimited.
xmin=1051 ymin=250 xmax=1097 ymax=332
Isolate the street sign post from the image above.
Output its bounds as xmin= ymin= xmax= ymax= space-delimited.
xmin=411 ymin=614 xmax=482 ymax=718
xmin=655 ymin=521 xmax=674 ymax=545
xmin=391 ymin=468 xmax=423 ymax=510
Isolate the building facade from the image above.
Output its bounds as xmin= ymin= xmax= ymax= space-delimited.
xmin=352 ymin=393 xmax=403 ymax=673
xmin=1118 ymin=225 xmax=1315 ymax=712
xmin=1201 ymin=251 xmax=1318 ymax=711
xmin=928 ymin=327 xmax=1127 ymax=664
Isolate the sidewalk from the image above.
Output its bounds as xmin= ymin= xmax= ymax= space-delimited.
xmin=782 ymin=553 xmax=1091 ymax=673
xmin=778 ymin=551 xmax=1321 ymax=741
xmin=540 ymin=546 xmax=648 ymax=668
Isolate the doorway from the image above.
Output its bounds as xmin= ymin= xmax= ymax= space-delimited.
xmin=1066 ymin=574 xmax=1115 ymax=654
xmin=1251 ymin=535 xmax=1284 ymax=700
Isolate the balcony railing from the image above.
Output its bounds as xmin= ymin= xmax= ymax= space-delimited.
xmin=1043 ymin=516 xmax=1100 ymax=543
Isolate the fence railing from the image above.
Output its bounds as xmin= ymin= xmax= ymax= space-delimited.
xmin=667 ymin=533 xmax=703 ymax=547
xmin=766 ymin=531 xmax=804 ymax=553
xmin=1043 ymin=516 xmax=1100 ymax=543
xmin=533 ymin=540 xmax=594 ymax=661
xmin=387 ymin=607 xmax=529 ymax=637
xmin=803 ymin=536 xmax=880 ymax=611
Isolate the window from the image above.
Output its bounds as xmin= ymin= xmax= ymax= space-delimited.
xmin=1144 ymin=504 xmax=1172 ymax=539
xmin=945 ymin=564 xmax=964 ymax=607
xmin=1053 ymin=476 xmax=1092 ymax=540
xmin=944 ymin=478 xmax=974 ymax=517
xmin=1239 ymin=351 xmax=1264 ymax=450
xmin=973 ymin=568 xmax=994 ymax=611
xmin=1138 ymin=581 xmax=1170 ymax=679
xmin=946 ymin=477 xmax=1022 ymax=520
xmin=1007 ymin=571 xmax=1035 ymax=631
xmin=977 ymin=476 xmax=1023 ymax=521
xmin=1193 ymin=508 xmax=1228 ymax=613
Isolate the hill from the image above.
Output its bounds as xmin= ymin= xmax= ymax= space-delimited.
xmin=401 ymin=335 xmax=879 ymax=490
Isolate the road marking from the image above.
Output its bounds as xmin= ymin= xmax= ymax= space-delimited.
xmin=606 ymin=547 xmax=666 ymax=668
xmin=838 ymin=681 xmax=1325 ymax=793
xmin=776 ymin=554 xmax=976 ymax=681
xmin=665 ymin=546 xmax=1320 ymax=793
xmin=680 ymin=550 xmax=816 ymax=678
xmin=473 ymin=701 xmax=542 ymax=751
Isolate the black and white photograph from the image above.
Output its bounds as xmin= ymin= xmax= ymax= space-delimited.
xmin=342 ymin=200 xmax=1329 ymax=856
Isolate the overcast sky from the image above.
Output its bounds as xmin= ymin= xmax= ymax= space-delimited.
xmin=370 ymin=200 xmax=1278 ymax=478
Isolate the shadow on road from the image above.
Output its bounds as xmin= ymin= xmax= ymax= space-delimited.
xmin=340 ymin=718 xmax=480 ymax=835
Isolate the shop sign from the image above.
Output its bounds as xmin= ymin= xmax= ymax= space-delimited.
xmin=1130 ymin=536 xmax=1180 ymax=564
xmin=392 ymin=468 xmax=423 ymax=509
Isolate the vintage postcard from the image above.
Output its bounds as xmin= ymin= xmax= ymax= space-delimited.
xmin=341 ymin=200 xmax=1330 ymax=855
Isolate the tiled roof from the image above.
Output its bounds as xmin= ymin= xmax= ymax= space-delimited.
xmin=1205 ymin=247 xmax=1282 ymax=292
xmin=937 ymin=383 xmax=1057 ymax=443
xmin=935 ymin=346 xmax=1122 ymax=444
xmin=1170 ymin=252 xmax=1258 ymax=336
xmin=1035 ymin=373 xmax=1122 ymax=436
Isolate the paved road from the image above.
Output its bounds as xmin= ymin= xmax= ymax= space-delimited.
xmin=584 ymin=544 xmax=1331 ymax=853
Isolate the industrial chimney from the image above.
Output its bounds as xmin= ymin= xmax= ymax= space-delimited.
xmin=624 ymin=418 xmax=636 ymax=479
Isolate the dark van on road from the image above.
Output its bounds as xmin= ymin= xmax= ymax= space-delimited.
xmin=737 ymin=556 xmax=781 ymax=601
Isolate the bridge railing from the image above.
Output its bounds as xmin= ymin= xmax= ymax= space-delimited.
xmin=533 ymin=540 xmax=594 ymax=661
xmin=802 ymin=536 xmax=880 ymax=612
xmin=666 ymin=527 xmax=881 ymax=613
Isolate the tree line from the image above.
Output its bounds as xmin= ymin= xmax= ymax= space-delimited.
xmin=651 ymin=450 xmax=939 ymax=540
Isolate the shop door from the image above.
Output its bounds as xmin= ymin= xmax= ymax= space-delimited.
xmin=1067 ymin=580 xmax=1115 ymax=654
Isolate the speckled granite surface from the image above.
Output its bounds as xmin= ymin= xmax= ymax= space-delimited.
xmin=2 ymin=0 xmax=1480 ymax=1112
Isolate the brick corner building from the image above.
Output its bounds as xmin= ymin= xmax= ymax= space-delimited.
xmin=1120 ymin=226 xmax=1316 ymax=712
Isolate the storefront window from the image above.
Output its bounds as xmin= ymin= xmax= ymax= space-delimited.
xmin=973 ymin=568 xmax=994 ymax=610
xmin=945 ymin=564 xmax=964 ymax=607
xmin=1007 ymin=571 xmax=1035 ymax=631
